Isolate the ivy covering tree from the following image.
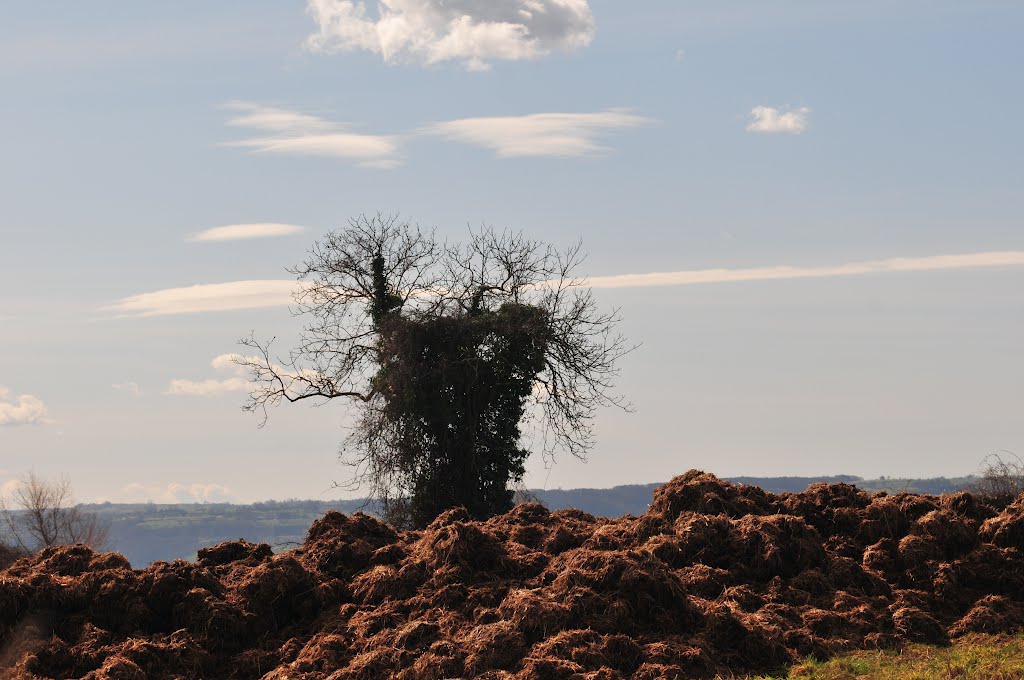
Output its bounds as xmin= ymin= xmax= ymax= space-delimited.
xmin=239 ymin=215 xmax=630 ymax=528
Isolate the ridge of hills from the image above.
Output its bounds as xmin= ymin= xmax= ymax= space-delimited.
xmin=84 ymin=475 xmax=976 ymax=567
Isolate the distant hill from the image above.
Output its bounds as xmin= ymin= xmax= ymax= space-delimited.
xmin=82 ymin=474 xmax=978 ymax=567
xmin=84 ymin=499 xmax=369 ymax=568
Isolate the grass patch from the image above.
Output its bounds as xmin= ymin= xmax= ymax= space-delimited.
xmin=740 ymin=634 xmax=1024 ymax=679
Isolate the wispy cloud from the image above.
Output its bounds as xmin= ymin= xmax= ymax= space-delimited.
xmin=0 ymin=478 xmax=21 ymax=501
xmin=165 ymin=354 xmax=253 ymax=397
xmin=105 ymin=252 xmax=1024 ymax=318
xmin=223 ymin=102 xmax=402 ymax=168
xmin=0 ymin=386 xmax=49 ymax=426
xmin=190 ymin=223 xmax=307 ymax=242
xmin=224 ymin=104 xmax=334 ymax=133
xmin=106 ymin=280 xmax=297 ymax=317
xmin=112 ymin=381 xmax=143 ymax=397
xmin=121 ymin=481 xmax=234 ymax=503
xmin=223 ymin=102 xmax=650 ymax=164
xmin=586 ymin=251 xmax=1024 ymax=289
xmin=422 ymin=110 xmax=653 ymax=157
xmin=166 ymin=378 xmax=249 ymax=397
xmin=746 ymin=105 xmax=810 ymax=134
xmin=304 ymin=0 xmax=596 ymax=71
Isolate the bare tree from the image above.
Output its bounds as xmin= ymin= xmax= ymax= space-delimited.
xmin=238 ymin=214 xmax=632 ymax=527
xmin=1 ymin=472 xmax=109 ymax=554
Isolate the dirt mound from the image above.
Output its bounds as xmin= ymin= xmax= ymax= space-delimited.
xmin=3 ymin=471 xmax=1024 ymax=678
xmin=980 ymin=495 xmax=1024 ymax=550
xmin=196 ymin=540 xmax=273 ymax=568
xmin=650 ymin=470 xmax=777 ymax=518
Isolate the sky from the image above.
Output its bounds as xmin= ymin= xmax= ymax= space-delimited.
xmin=1 ymin=0 xmax=1022 ymax=504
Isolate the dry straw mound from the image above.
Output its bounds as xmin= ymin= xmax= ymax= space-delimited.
xmin=3 ymin=470 xmax=1024 ymax=678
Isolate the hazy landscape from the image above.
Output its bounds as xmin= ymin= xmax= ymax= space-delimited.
xmin=81 ymin=475 xmax=975 ymax=567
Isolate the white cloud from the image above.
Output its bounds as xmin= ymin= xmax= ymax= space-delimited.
xmin=210 ymin=354 xmax=248 ymax=371
xmin=105 ymin=279 xmax=297 ymax=317
xmin=103 ymin=251 xmax=1024 ymax=319
xmin=112 ymin=381 xmax=142 ymax=396
xmin=165 ymin=354 xmax=253 ymax=397
xmin=1 ymin=478 xmax=22 ymax=501
xmin=746 ymin=105 xmax=810 ymax=134
xmin=166 ymin=378 xmax=250 ymax=397
xmin=585 ymin=251 xmax=1024 ymax=289
xmin=225 ymin=102 xmax=650 ymax=163
xmin=225 ymin=105 xmax=334 ymax=133
xmin=121 ymin=481 xmax=235 ymax=504
xmin=422 ymin=110 xmax=652 ymax=157
xmin=190 ymin=223 xmax=307 ymax=242
xmin=0 ymin=387 xmax=48 ymax=426
xmin=304 ymin=0 xmax=596 ymax=70
xmin=223 ymin=101 xmax=402 ymax=168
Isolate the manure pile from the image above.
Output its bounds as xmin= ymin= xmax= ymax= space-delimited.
xmin=3 ymin=470 xmax=1024 ymax=679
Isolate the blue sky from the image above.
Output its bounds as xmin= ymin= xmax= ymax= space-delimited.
xmin=1 ymin=1 xmax=1022 ymax=503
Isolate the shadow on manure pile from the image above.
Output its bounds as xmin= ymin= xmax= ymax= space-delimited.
xmin=3 ymin=470 xmax=1024 ymax=679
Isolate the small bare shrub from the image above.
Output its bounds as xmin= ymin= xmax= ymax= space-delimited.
xmin=968 ymin=452 xmax=1024 ymax=507
xmin=512 ymin=482 xmax=547 ymax=508
xmin=0 ymin=472 xmax=109 ymax=554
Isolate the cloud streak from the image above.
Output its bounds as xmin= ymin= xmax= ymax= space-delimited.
xmin=166 ymin=377 xmax=250 ymax=397
xmin=166 ymin=354 xmax=254 ymax=397
xmin=304 ymin=0 xmax=596 ymax=70
xmin=223 ymin=102 xmax=402 ymax=168
xmin=422 ymin=110 xmax=653 ymax=157
xmin=106 ymin=280 xmax=298 ymax=317
xmin=747 ymin=105 xmax=809 ymax=134
xmin=222 ymin=102 xmax=652 ymax=164
xmin=0 ymin=387 xmax=49 ymax=426
xmin=112 ymin=381 xmax=142 ymax=396
xmin=586 ymin=251 xmax=1024 ymax=289
xmin=190 ymin=223 xmax=307 ymax=242
xmin=106 ymin=251 xmax=1024 ymax=317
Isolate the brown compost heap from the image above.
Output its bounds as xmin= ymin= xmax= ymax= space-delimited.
xmin=3 ymin=470 xmax=1024 ymax=679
